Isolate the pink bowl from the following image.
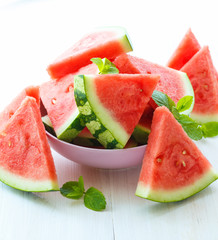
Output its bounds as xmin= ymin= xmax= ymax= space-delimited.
xmin=46 ymin=132 xmax=146 ymax=169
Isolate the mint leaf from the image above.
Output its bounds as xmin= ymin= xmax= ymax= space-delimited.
xmin=171 ymin=106 xmax=180 ymax=120
xmin=152 ymin=90 xmax=175 ymax=111
xmin=78 ymin=176 xmax=85 ymax=192
xmin=84 ymin=187 xmax=106 ymax=211
xmin=201 ymin=122 xmax=218 ymax=137
xmin=176 ymin=96 xmax=193 ymax=113
xmin=90 ymin=58 xmax=103 ymax=70
xmin=91 ymin=57 xmax=119 ymax=74
xmin=60 ymin=176 xmax=106 ymax=211
xmin=177 ymin=114 xmax=203 ymax=140
xmin=60 ymin=180 xmax=84 ymax=199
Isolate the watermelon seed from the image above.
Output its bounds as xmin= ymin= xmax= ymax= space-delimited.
xmin=9 ymin=112 xmax=14 ymax=118
xmin=182 ymin=150 xmax=187 ymax=155
xmin=8 ymin=141 xmax=12 ymax=147
xmin=68 ymin=85 xmax=74 ymax=92
xmin=140 ymin=89 xmax=143 ymax=92
xmin=204 ymin=84 xmax=209 ymax=91
xmin=157 ymin=158 xmax=162 ymax=163
xmin=51 ymin=98 xmax=56 ymax=104
xmin=182 ymin=161 xmax=186 ymax=167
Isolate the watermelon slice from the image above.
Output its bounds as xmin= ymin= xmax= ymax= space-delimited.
xmin=40 ymin=64 xmax=98 ymax=142
xmin=180 ymin=46 xmax=218 ymax=123
xmin=113 ymin=54 xmax=194 ymax=114
xmin=132 ymin=104 xmax=154 ymax=145
xmin=135 ymin=106 xmax=218 ymax=202
xmin=72 ymin=127 xmax=102 ymax=147
xmin=47 ymin=27 xmax=133 ymax=79
xmin=0 ymin=86 xmax=40 ymax=131
xmin=0 ymin=97 xmax=59 ymax=192
xmin=74 ymin=74 xmax=159 ymax=149
xmin=42 ymin=115 xmax=56 ymax=136
xmin=167 ymin=28 xmax=201 ymax=70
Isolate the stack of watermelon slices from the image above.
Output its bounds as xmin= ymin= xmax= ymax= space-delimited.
xmin=167 ymin=28 xmax=218 ymax=123
xmin=0 ymin=26 xmax=217 ymax=203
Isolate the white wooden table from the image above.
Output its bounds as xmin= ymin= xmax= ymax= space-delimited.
xmin=0 ymin=1 xmax=218 ymax=239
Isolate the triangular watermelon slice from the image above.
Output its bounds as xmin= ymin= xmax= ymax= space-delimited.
xmin=0 ymin=97 xmax=59 ymax=192
xmin=47 ymin=27 xmax=133 ymax=79
xmin=74 ymin=74 xmax=159 ymax=149
xmin=0 ymin=85 xmax=40 ymax=131
xmin=113 ymin=54 xmax=194 ymax=114
xmin=181 ymin=46 xmax=218 ymax=123
xmin=135 ymin=106 xmax=218 ymax=202
xmin=40 ymin=63 xmax=98 ymax=142
xmin=167 ymin=28 xmax=201 ymax=70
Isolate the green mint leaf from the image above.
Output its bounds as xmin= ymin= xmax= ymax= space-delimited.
xmin=177 ymin=114 xmax=203 ymax=140
xmin=201 ymin=122 xmax=218 ymax=137
xmin=91 ymin=57 xmax=119 ymax=74
xmin=90 ymin=58 xmax=104 ymax=71
xmin=167 ymin=96 xmax=176 ymax=111
xmin=176 ymin=96 xmax=193 ymax=113
xmin=84 ymin=187 xmax=106 ymax=211
xmin=78 ymin=176 xmax=85 ymax=193
xmin=152 ymin=90 xmax=175 ymax=111
xmin=171 ymin=106 xmax=180 ymax=120
xmin=60 ymin=181 xmax=84 ymax=199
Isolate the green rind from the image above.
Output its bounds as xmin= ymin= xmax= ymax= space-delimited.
xmin=135 ymin=168 xmax=218 ymax=202
xmin=42 ymin=115 xmax=56 ymax=136
xmin=132 ymin=125 xmax=150 ymax=145
xmin=72 ymin=137 xmax=102 ymax=148
xmin=120 ymin=31 xmax=133 ymax=53
xmin=55 ymin=108 xmax=86 ymax=143
xmin=96 ymin=26 xmax=133 ymax=53
xmin=190 ymin=112 xmax=218 ymax=123
xmin=0 ymin=166 xmax=59 ymax=192
xmin=74 ymin=75 xmax=123 ymax=149
xmin=179 ymin=72 xmax=195 ymax=115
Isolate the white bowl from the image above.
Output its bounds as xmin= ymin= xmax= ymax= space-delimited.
xmin=46 ymin=132 xmax=146 ymax=169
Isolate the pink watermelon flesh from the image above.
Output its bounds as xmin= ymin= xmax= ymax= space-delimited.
xmin=40 ymin=63 xmax=98 ymax=136
xmin=113 ymin=54 xmax=193 ymax=109
xmin=180 ymin=46 xmax=218 ymax=118
xmin=136 ymin=106 xmax=218 ymax=202
xmin=0 ymin=97 xmax=59 ymax=191
xmin=47 ymin=28 xmax=132 ymax=79
xmin=167 ymin=28 xmax=201 ymax=70
xmin=94 ymin=74 xmax=159 ymax=135
xmin=0 ymin=86 xmax=40 ymax=131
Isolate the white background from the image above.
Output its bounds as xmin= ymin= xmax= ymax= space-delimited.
xmin=0 ymin=0 xmax=218 ymax=239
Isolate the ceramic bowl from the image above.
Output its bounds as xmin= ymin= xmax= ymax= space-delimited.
xmin=46 ymin=132 xmax=146 ymax=169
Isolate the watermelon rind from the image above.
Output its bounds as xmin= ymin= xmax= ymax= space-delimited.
xmin=132 ymin=125 xmax=150 ymax=145
xmin=42 ymin=115 xmax=56 ymax=136
xmin=136 ymin=168 xmax=218 ymax=202
xmin=177 ymin=71 xmax=195 ymax=115
xmin=55 ymin=109 xmax=85 ymax=142
xmin=74 ymin=75 xmax=125 ymax=149
xmin=94 ymin=26 xmax=133 ymax=53
xmin=190 ymin=112 xmax=218 ymax=123
xmin=0 ymin=166 xmax=59 ymax=192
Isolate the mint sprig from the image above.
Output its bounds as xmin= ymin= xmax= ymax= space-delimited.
xmin=91 ymin=57 xmax=119 ymax=74
xmin=60 ymin=176 xmax=106 ymax=211
xmin=152 ymin=90 xmax=218 ymax=140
